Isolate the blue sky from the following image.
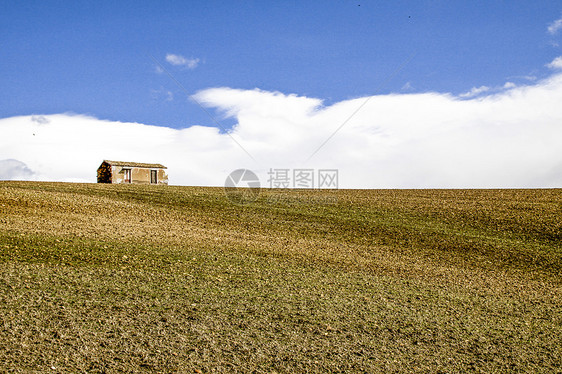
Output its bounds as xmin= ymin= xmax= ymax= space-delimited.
xmin=2 ymin=1 xmax=561 ymax=129
xmin=1 ymin=1 xmax=562 ymax=187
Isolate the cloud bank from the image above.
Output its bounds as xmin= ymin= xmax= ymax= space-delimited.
xmin=548 ymin=16 xmax=562 ymax=35
xmin=459 ymin=85 xmax=490 ymax=98
xmin=0 ymin=159 xmax=35 ymax=180
xmin=165 ymin=54 xmax=200 ymax=69
xmin=2 ymin=58 xmax=562 ymax=188
xmin=547 ymin=56 xmax=562 ymax=70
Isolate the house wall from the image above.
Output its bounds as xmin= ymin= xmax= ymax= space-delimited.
xmin=97 ymin=162 xmax=112 ymax=183
xmin=155 ymin=169 xmax=168 ymax=185
xmin=110 ymin=166 xmax=168 ymax=185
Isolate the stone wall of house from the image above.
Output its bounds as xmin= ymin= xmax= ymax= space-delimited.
xmin=110 ymin=166 xmax=168 ymax=185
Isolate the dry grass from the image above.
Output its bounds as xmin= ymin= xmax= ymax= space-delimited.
xmin=0 ymin=182 xmax=561 ymax=372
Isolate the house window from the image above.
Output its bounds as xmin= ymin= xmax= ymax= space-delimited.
xmin=151 ymin=170 xmax=158 ymax=184
xmin=123 ymin=168 xmax=132 ymax=183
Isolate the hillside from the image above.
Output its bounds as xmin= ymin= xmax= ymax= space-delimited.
xmin=0 ymin=182 xmax=561 ymax=372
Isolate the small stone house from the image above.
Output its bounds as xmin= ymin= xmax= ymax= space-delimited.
xmin=97 ymin=160 xmax=168 ymax=185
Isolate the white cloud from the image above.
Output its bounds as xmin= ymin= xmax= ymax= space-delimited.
xmin=459 ymin=85 xmax=490 ymax=98
xmin=31 ymin=115 xmax=50 ymax=125
xmin=0 ymin=159 xmax=35 ymax=180
xmin=165 ymin=54 xmax=200 ymax=69
xmin=2 ymin=68 xmax=562 ymax=188
xmin=548 ymin=17 xmax=562 ymax=35
xmin=460 ymin=81 xmax=521 ymax=98
xmin=503 ymin=82 xmax=516 ymax=89
xmin=547 ymin=56 xmax=562 ymax=69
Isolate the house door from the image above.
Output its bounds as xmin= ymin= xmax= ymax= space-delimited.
xmin=151 ymin=170 xmax=157 ymax=184
xmin=123 ymin=169 xmax=132 ymax=183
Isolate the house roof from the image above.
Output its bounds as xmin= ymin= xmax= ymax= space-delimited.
xmin=103 ymin=160 xmax=167 ymax=169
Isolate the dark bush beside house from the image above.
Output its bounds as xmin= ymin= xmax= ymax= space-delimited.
xmin=97 ymin=160 xmax=168 ymax=185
